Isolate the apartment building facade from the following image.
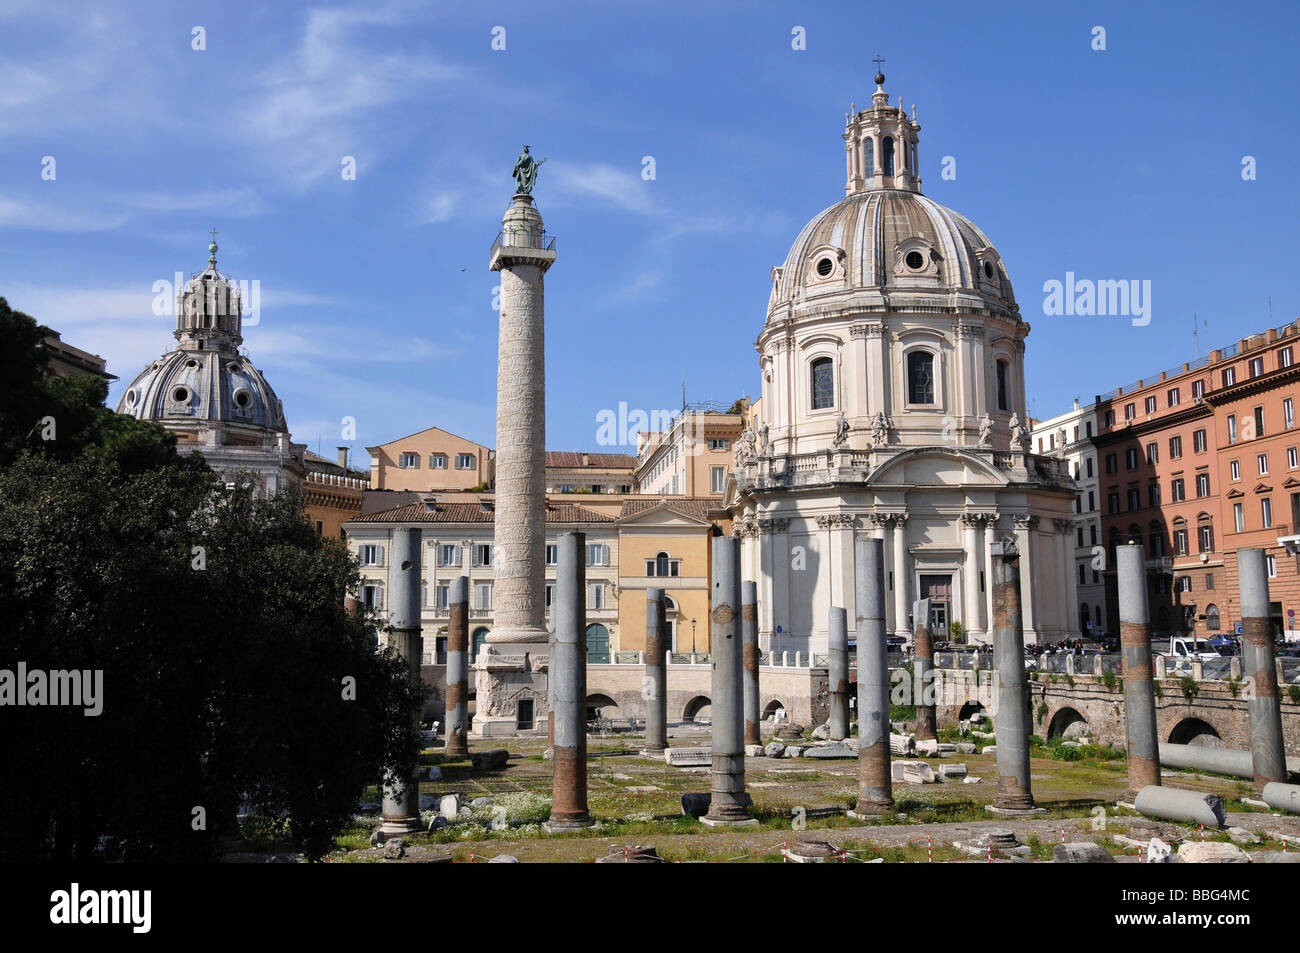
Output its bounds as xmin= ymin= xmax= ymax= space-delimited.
xmin=1094 ymin=320 xmax=1300 ymax=642
xmin=636 ymin=402 xmax=749 ymax=497
xmin=1029 ymin=399 xmax=1109 ymax=635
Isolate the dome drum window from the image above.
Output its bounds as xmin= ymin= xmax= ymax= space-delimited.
xmin=232 ymin=388 xmax=253 ymax=412
xmin=974 ymin=248 xmax=1004 ymax=296
xmin=892 ymin=238 xmax=940 ymax=280
xmin=804 ymin=245 xmax=845 ymax=286
xmin=810 ymin=356 xmax=836 ymax=411
xmin=170 ymin=386 xmax=190 ymax=404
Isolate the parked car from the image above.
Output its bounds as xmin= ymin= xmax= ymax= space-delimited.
xmin=1165 ymin=636 xmax=1222 ymax=661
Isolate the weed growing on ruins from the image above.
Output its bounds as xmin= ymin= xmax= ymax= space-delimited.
xmin=1101 ymin=670 xmax=1122 ymax=692
xmin=1153 ymin=680 xmax=1165 ymax=698
xmin=1287 ymin=685 xmax=1300 ymax=706
xmin=1036 ymin=701 xmax=1050 ymax=725
xmin=890 ymin=705 xmax=917 ymax=721
xmin=1179 ymin=676 xmax=1200 ymax=703
xmin=1227 ymin=676 xmax=1242 ymax=698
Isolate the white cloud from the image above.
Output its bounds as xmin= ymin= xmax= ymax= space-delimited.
xmin=0 ymin=194 xmax=128 ymax=232
xmin=548 ymin=162 xmax=659 ymax=215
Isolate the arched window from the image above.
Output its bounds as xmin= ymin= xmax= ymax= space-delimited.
xmin=1205 ymin=604 xmax=1221 ymax=630
xmin=863 ymin=138 xmax=874 ymax=176
xmin=996 ymin=359 xmax=1010 ymax=411
xmin=907 ymin=350 xmax=935 ymax=405
xmin=811 ymin=357 xmax=835 ymax=410
xmin=656 ymin=551 xmax=670 ymax=577
xmin=882 ymin=137 xmax=895 ymax=176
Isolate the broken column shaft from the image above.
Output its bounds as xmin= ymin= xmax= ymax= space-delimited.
xmin=703 ymin=536 xmax=755 ymax=826
xmin=443 ymin=574 xmax=470 ymax=759
xmin=828 ymin=606 xmax=849 ymax=741
xmin=991 ymin=538 xmax=1035 ymax=812
xmin=544 ymin=532 xmax=592 ymax=831
xmin=912 ymin=600 xmax=936 ymax=740
xmin=742 ymin=580 xmax=760 ymax=746
xmin=1116 ymin=543 xmax=1160 ymax=795
xmin=853 ymin=536 xmax=893 ymax=815
xmin=381 ymin=527 xmax=424 ymax=834
xmin=1238 ymin=547 xmax=1287 ymax=794
xmin=644 ymin=587 xmax=668 ymax=752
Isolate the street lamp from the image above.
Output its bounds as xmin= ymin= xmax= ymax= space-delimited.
xmin=690 ymin=618 xmax=697 ymax=654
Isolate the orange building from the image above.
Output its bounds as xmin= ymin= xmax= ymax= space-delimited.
xmin=1096 ymin=320 xmax=1300 ymax=642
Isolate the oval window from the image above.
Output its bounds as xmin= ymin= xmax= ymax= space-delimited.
xmin=125 ymin=389 xmax=137 ymax=406
xmin=905 ymin=250 xmax=925 ymax=270
xmin=983 ymin=261 xmax=994 ymax=280
xmin=233 ymin=388 xmax=251 ymax=409
xmin=172 ymin=386 xmax=189 ymax=403
xmin=816 ymin=257 xmax=834 ymax=277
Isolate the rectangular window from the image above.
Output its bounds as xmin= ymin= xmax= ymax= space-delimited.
xmin=439 ymin=544 xmax=461 ymax=567
xmin=711 ymin=466 xmax=726 ymax=493
xmin=398 ymin=452 xmax=419 ymax=468
xmin=1250 ymin=357 xmax=1264 ymax=378
xmin=1258 ymin=453 xmax=1269 ymax=475
xmin=1125 ymin=448 xmax=1138 ymax=470
xmin=455 ymin=453 xmax=476 ymax=469
xmin=1105 ymin=453 xmax=1117 ymax=474
xmin=1086 ymin=421 xmax=1094 ymax=438
xmin=1193 ymin=429 xmax=1207 ymax=453
xmin=1234 ymin=502 xmax=1245 ymax=533
xmin=1192 ymin=379 xmax=1205 ymax=399
xmin=1255 ymin=406 xmax=1265 ymax=437
xmin=1148 ymin=482 xmax=1161 ymax=507
xmin=362 ymin=584 xmax=382 ymax=609
xmin=1290 ymin=447 xmax=1298 ymax=469
xmin=1077 ymin=526 xmax=1084 ymax=546
xmin=473 ymin=543 xmax=493 ymax=567
xmin=475 ymin=583 xmax=492 ymax=610
xmin=1073 ymin=425 xmax=1079 ymax=441
xmin=360 ymin=544 xmax=381 ymax=566
xmin=1231 ymin=458 xmax=1242 ymax=481
xmin=1169 ymin=435 xmax=1182 ymax=459
xmin=1087 ymin=490 xmax=1096 ymax=511
xmin=1127 ymin=488 xmax=1141 ymax=511
xmin=436 ymin=584 xmax=450 ymax=609
xmin=1262 ymin=498 xmax=1273 ymax=529
xmin=545 ymin=584 xmax=554 ymax=608
xmin=1174 ymin=529 xmax=1188 ymax=555
xmin=1167 ymin=387 xmax=1181 ymax=407
xmin=545 ymin=544 xmax=558 ymax=566
xmin=1222 ymin=367 xmax=1237 ymax=387
xmin=587 ymin=582 xmax=604 ymax=609
xmin=1177 ymin=576 xmax=1192 ymax=593
xmin=1124 ymin=402 xmax=1136 ymax=421
xmin=1198 ymin=525 xmax=1214 ymax=553
xmin=1104 ymin=409 xmax=1115 ymax=428
xmin=706 ymin=438 xmax=730 ymax=451
xmin=1107 ymin=492 xmax=1120 ymax=514
xmin=1286 ymin=398 xmax=1296 ymax=430
xmin=1145 ymin=396 xmax=1157 ymax=414
xmin=586 ymin=543 xmax=609 ymax=566
xmin=1146 ymin=442 xmax=1158 ymax=465
xmin=429 ymin=453 xmax=447 ymax=469
xmin=1171 ymin=478 xmax=1185 ymax=502
xmin=1282 ymin=347 xmax=1294 ymax=368
xmin=1268 ymin=554 xmax=1277 ymax=578
xmin=1196 ymin=472 xmax=1210 ymax=497
xmin=1085 ymin=456 xmax=1094 ymax=477
xmin=1228 ymin=415 xmax=1238 ymax=444
xmin=1206 ymin=573 xmax=1215 ymax=590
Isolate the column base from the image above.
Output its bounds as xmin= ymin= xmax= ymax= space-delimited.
xmin=700 ymin=815 xmax=759 ymax=828
xmin=543 ymin=816 xmax=594 ymax=833
xmin=380 ymin=817 xmax=424 ymax=835
xmin=848 ymin=801 xmax=893 ymax=820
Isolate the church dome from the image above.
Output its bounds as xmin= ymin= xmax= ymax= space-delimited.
xmin=116 ymin=347 xmax=287 ymax=431
xmin=769 ymin=189 xmax=1016 ymax=316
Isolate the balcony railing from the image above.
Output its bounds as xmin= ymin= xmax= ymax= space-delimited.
xmin=491 ymin=229 xmax=556 ymax=254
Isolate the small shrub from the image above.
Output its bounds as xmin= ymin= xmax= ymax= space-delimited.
xmin=1153 ymin=680 xmax=1164 ymax=698
xmin=1179 ymin=676 xmax=1200 ymax=703
xmin=1036 ymin=701 xmax=1049 ymax=725
xmin=1287 ymin=685 xmax=1300 ymax=706
xmin=889 ymin=705 xmax=916 ymax=722
xmin=1101 ymin=670 xmax=1121 ymax=692
xmin=1226 ymin=677 xmax=1242 ymax=698
xmin=1063 ymin=674 xmax=1075 ymax=688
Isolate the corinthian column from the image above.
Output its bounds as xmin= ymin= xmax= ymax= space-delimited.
xmin=891 ymin=514 xmax=910 ymax=638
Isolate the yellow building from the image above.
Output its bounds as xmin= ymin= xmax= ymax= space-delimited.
xmin=367 ymin=426 xmax=493 ymax=491
xmin=615 ymin=498 xmax=731 ymax=654
xmin=635 ymin=401 xmax=750 ymax=497
xmin=302 ymin=448 xmax=368 ymax=540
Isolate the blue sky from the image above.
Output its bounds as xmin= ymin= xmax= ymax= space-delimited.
xmin=2 ymin=0 xmax=1298 ymax=460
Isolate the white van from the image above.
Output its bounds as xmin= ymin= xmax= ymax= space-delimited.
xmin=1167 ymin=636 xmax=1222 ymax=661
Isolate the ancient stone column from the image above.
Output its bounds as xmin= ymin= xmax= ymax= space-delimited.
xmin=853 ymin=536 xmax=893 ymax=815
xmin=991 ymin=537 xmax=1035 ymax=812
xmin=1238 ymin=548 xmax=1287 ymax=794
xmin=828 ymin=606 xmax=849 ymax=741
xmin=381 ymin=527 xmax=424 ymax=834
xmin=443 ymin=574 xmax=470 ymax=759
xmin=643 ymin=587 xmax=668 ymax=753
xmin=912 ymin=597 xmax=936 ymax=740
xmin=544 ymin=532 xmax=592 ymax=831
xmin=703 ymin=536 xmax=756 ymax=826
xmin=1116 ymin=544 xmax=1159 ymax=795
xmin=742 ymin=580 xmax=761 ymax=746
xmin=486 ymin=193 xmax=554 ymax=649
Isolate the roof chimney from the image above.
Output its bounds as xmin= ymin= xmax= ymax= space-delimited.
xmin=337 ymin=446 xmax=348 ymax=468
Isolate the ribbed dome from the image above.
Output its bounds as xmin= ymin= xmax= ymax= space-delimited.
xmin=116 ymin=348 xmax=286 ymax=432
xmin=769 ymin=189 xmax=1017 ymax=317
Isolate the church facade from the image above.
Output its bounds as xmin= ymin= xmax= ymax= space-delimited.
xmin=115 ymin=238 xmax=305 ymax=494
xmin=727 ymin=72 xmax=1080 ymax=651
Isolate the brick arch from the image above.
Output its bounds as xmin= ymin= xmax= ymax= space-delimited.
xmin=1045 ymin=704 xmax=1089 ymax=740
xmin=586 ymin=694 xmax=621 ymax=719
xmin=683 ymin=695 xmax=711 ymax=722
xmin=1166 ymin=715 xmax=1226 ymax=747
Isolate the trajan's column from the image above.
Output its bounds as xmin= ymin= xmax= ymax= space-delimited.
xmin=475 ymin=147 xmax=556 ymax=737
